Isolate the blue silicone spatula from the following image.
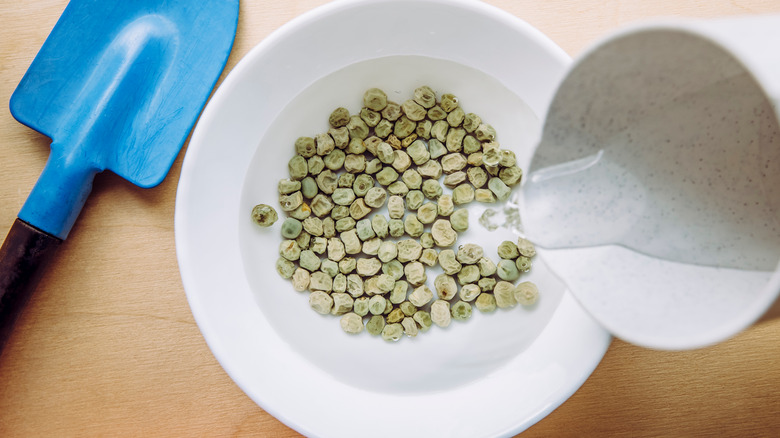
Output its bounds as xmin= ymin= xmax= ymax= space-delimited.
xmin=0 ymin=0 xmax=239 ymax=353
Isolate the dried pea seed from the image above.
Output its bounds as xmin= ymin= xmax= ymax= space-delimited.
xmin=445 ymin=128 xmax=466 ymax=152
xmin=346 ymin=273 xmax=363 ymax=297
xmin=435 ymin=274 xmax=458 ymax=300
xmin=387 ymin=308 xmax=405 ymax=324
xmin=340 ymin=312 xmax=364 ymax=334
xmin=387 ymin=181 xmax=409 ymax=196
xmin=331 ymin=188 xmax=356 ymax=206
xmin=279 ymin=240 xmax=301 ymax=261
xmin=402 ymin=317 xmax=419 ymax=337
xmin=366 ymin=315 xmax=386 ymax=335
xmin=401 ymin=99 xmax=427 ymax=121
xmin=437 ymin=249 xmax=461 ymax=275
xmin=430 ymin=300 xmax=452 ymax=328
xmin=428 ymin=138 xmax=447 ymax=159
xmin=452 ymin=183 xmax=475 ymax=205
xmin=515 ymin=281 xmax=539 ymax=306
xmin=309 ymin=291 xmax=333 ymax=314
xmin=300 ymin=176 xmax=318 ymax=199
xmin=279 ymin=191 xmax=303 ymax=212
xmin=427 ymin=105 xmax=447 ymax=121
xmin=474 ymin=189 xmax=496 ymax=203
xmin=400 ymin=301 xmax=417 ymax=317
xmin=327 ymin=238 xmax=346 ymax=262
xmin=309 ymin=271 xmax=332 ymax=292
xmin=443 ymin=171 xmax=467 ymax=189
xmin=413 ymin=86 xmax=436 ymax=108
xmin=374 ymin=119 xmax=393 ymax=138
xmin=475 ymin=292 xmax=496 ymax=312
xmin=329 ymin=107 xmax=350 ymax=128
xmin=381 ymin=323 xmax=404 ymax=342
xmin=419 ymin=248 xmax=438 ymax=267
xmin=388 ymin=219 xmax=405 ymax=237
xmin=419 ymin=232 xmax=435 ymax=249
xmin=431 ymin=120 xmax=449 ymax=142
xmin=295 ymin=137 xmax=316 ymax=158
xmin=493 ymin=281 xmax=517 ymax=308
xmin=364 ymin=186 xmax=388 ymax=208
xmin=396 ymin=239 xmax=423 ymax=263
xmin=315 ymin=133 xmax=335 ymax=156
xmin=356 ymin=257 xmax=382 ymax=276
xmin=389 ymin=280 xmax=408 ymax=304
xmin=378 ymin=241 xmax=398 ymax=263
xmin=400 ymin=134 xmax=418 ymax=149
xmin=375 ymin=167 xmax=399 ymax=186
xmin=362 ymin=237 xmax=381 ymax=255
xmin=497 ymin=259 xmax=520 ymax=281
xmin=365 ymin=158 xmax=382 ymax=174
xmin=417 ymin=202 xmax=439 ymax=224
xmin=437 ymin=195 xmax=454 ymax=216
xmin=340 ymin=229 xmax=362 ymax=254
xmin=415 ymin=120 xmax=432 ymax=139
xmin=353 ymin=297 xmax=370 ymax=316
xmin=349 ymin=198 xmax=371 ymax=220
xmin=475 ymin=123 xmax=496 ymax=141
xmin=462 ymin=135 xmax=481 ymax=154
xmin=404 ymin=261 xmax=427 ymax=287
xmin=331 ymin=293 xmax=354 ymax=315
xmin=364 ymin=88 xmax=388 ymax=111
xmin=450 ymin=209 xmax=469 ymax=232
xmin=463 ymin=113 xmax=481 ymax=132
xmin=291 ymin=268 xmax=310 ymax=292
xmin=405 ymin=190 xmax=424 ymax=211
xmin=482 ymin=148 xmax=501 ymax=168
xmin=447 ymin=107 xmax=465 ymax=127
xmin=406 ymin=140 xmax=430 ymax=166
xmin=352 ymin=173 xmax=374 ymax=197
xmin=409 ymin=285 xmax=433 ymax=307
xmin=281 ymin=218 xmax=302 ymax=239
xmin=431 ymin=219 xmax=458 ymax=247
xmin=335 ymin=217 xmax=356 ymax=232
xmin=460 ymin=284 xmax=481 ymax=302
xmin=251 ymin=204 xmax=278 ymax=227
xmin=276 ymin=257 xmax=296 ymax=279
xmin=347 ymin=137 xmax=366 ymax=154
xmin=418 ymin=160 xmax=442 ymax=179
xmin=383 ymin=260 xmax=404 ymax=281
xmin=376 ymin=141 xmax=395 ymax=164
xmin=324 ymin=149 xmax=345 ymax=171
xmin=477 ymin=257 xmax=497 ymax=277
xmin=339 ymin=257 xmax=356 ymax=275
xmin=499 ymin=149 xmax=517 ymax=167
xmin=421 ymin=179 xmax=442 ymax=199
xmin=347 ymin=115 xmax=369 ymax=139
xmin=413 ymin=311 xmax=432 ymax=332
xmin=515 ymin=256 xmax=532 ymax=272
xmin=478 ymin=277 xmax=496 ymax=292
xmin=385 ymin=195 xmax=404 ymax=219
xmin=391 ymin=150 xmax=412 ymax=173
xmin=333 ymin=273 xmax=347 ymax=293
xmin=321 ymin=259 xmax=339 ymax=277
xmin=310 ymin=236 xmax=327 ymax=254
xmin=497 ymin=241 xmax=520 ymax=259
xmin=386 ymin=134 xmax=402 ymax=149
xmin=394 ymin=116 xmax=416 ymax=138
xmin=344 ymin=154 xmax=366 ymax=173
xmin=360 ymin=107 xmax=381 ymax=127
xmin=403 ymin=214 xmax=424 ymax=238
xmin=516 ymin=237 xmax=536 ymax=257
xmin=401 ymin=169 xmax=422 ymax=190
xmin=499 ymin=165 xmax=523 ymax=186
xmin=456 ymin=243 xmax=483 ymax=264
xmin=369 ymin=295 xmax=387 ymax=315
xmin=457 ymin=265 xmax=480 ymax=285
xmin=295 ymin=231 xmax=311 ymax=249
xmin=467 ymin=167 xmax=488 ymax=188
xmin=451 ymin=300 xmax=472 ymax=321
xmin=278 ymin=179 xmax=301 ymax=195
xmin=467 ymin=152 xmax=483 ymax=167
xmin=382 ymin=101 xmax=402 ymax=120
xmin=329 ymin=127 xmax=350 ymax=149
xmin=302 ymin=217 xmax=324 ymax=236
xmin=440 ymin=93 xmax=459 ymax=112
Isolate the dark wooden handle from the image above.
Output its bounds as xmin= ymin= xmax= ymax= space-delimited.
xmin=0 ymin=218 xmax=62 ymax=354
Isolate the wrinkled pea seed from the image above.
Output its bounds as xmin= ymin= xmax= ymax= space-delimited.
xmin=252 ymin=204 xmax=278 ymax=227
xmin=475 ymin=292 xmax=496 ymax=312
xmin=291 ymin=268 xmax=310 ymax=291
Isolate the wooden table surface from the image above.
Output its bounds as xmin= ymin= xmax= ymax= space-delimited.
xmin=2 ymin=0 xmax=780 ymax=436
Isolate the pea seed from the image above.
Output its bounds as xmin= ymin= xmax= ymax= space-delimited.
xmin=467 ymin=152 xmax=483 ymax=167
xmin=431 ymin=120 xmax=449 ymax=142
xmin=440 ymin=93 xmax=459 ymax=112
xmin=356 ymin=257 xmax=382 ymax=277
xmin=343 ymin=154 xmax=365 ymax=174
xmin=369 ymin=295 xmax=387 ymax=315
xmin=421 ymin=179 xmax=442 ymax=199
xmin=475 ymin=292 xmax=496 ymax=312
xmin=365 ymin=136 xmax=383 ymax=156
xmin=407 ymin=285 xmax=432 ymax=308
xmin=389 ymin=219 xmax=405 ymax=237
xmin=450 ymin=300 xmax=472 ymax=321
xmin=394 ymin=116 xmax=416 ymax=138
xmin=378 ymin=241 xmax=398 ymax=263
xmin=457 ymin=265 xmax=480 ymax=285
xmin=434 ymin=274 xmax=458 ymax=300
xmin=322 ymin=217 xmax=335 ymax=238
xmin=478 ymin=277 xmax=496 ymax=292
xmin=403 ymin=214 xmax=424 ymax=238
xmin=374 ymin=118 xmax=393 ymax=138
xmin=338 ymin=312 xmax=363 ymax=334
xmin=362 ymin=237 xmax=381 ymax=255
xmin=450 ymin=209 xmax=469 ymax=232
xmin=327 ymin=238 xmax=346 ymax=262
xmin=338 ymin=256 xmax=356 ymax=274
xmin=497 ymin=259 xmax=520 ymax=281
xmin=516 ymin=237 xmax=537 ymax=257
xmin=364 ymin=186 xmax=388 ymax=208
xmin=347 ymin=137 xmax=367 ymax=154
xmin=278 ymin=179 xmax=302 ymax=195
xmin=314 ymin=133 xmax=334 ymax=156
xmin=280 ymin=218 xmax=302 ymax=239
xmin=302 ymin=217 xmax=323 ymax=236
xmin=279 ymin=191 xmax=302 ymax=212
xmin=297 ymin=249 xmax=319 ymax=272
xmin=383 ymin=260 xmax=404 ymax=281
xmin=315 ymin=170 xmax=337 ymax=195
xmin=477 ymin=257 xmax=497 ymax=277
xmin=465 ymin=168 xmax=486 ymax=189
xmin=498 ymin=149 xmax=516 ymax=167
xmin=404 ymin=261 xmax=427 ymax=287
xmin=446 ymin=106 xmax=465 ymax=127
xmin=411 ymin=85 xmax=436 ymax=108
xmin=463 ymin=113 xmax=481 ymax=132
xmin=364 ymin=88 xmax=388 ymax=111
xmin=387 ymin=181 xmax=409 ymax=196
xmin=499 ymin=165 xmax=523 ymax=186
xmin=348 ymin=198 xmax=371 ymax=220
xmin=333 ymin=273 xmax=347 ymax=293
xmin=389 ymin=280 xmax=408 ymax=304
xmin=396 ymin=239 xmax=422 ymax=263
xmin=399 ymin=301 xmax=417 ymax=317
xmin=374 ymin=141 xmax=394 ymax=165
xmin=381 ymin=323 xmax=404 ymax=342
xmin=420 ymin=232 xmax=434 ymax=249
xmin=412 ymin=311 xmax=432 ymax=332
xmin=276 ymin=257 xmax=296 ymax=279
xmin=296 ymin=177 xmax=316 ymax=200
xmin=324 ymin=149 xmax=345 ymax=171
xmin=295 ymin=231 xmax=311 ymax=249
xmin=279 ymin=240 xmax=301 ymax=261
xmin=401 ymin=169 xmax=422 ymax=189
xmin=331 ymin=292 xmax=354 ymax=315
xmin=406 ymin=139 xmax=430 ymax=165
xmin=419 ymin=248 xmax=438 ymax=267
xmin=387 ymin=308 xmax=405 ymax=324
xmin=401 ymin=317 xmax=419 ymax=337
xmin=462 ymin=135 xmax=481 ymax=155
xmin=437 ymin=195 xmax=454 ymax=216
xmin=335 ymin=217 xmax=356 ymax=232
xmin=347 ymin=115 xmax=369 ymax=139
xmin=427 ymin=105 xmax=447 ymax=121
xmin=329 ymin=127 xmax=350 ymax=149
xmin=475 ymin=123 xmax=496 ymax=141
xmin=417 ymin=202 xmax=438 ymax=224
xmin=515 ymin=256 xmax=532 ymax=272
xmin=430 ymin=300 xmax=451 ymax=328
xmin=401 ymin=99 xmax=427 ymax=121
xmin=493 ymin=281 xmax=517 ymax=308
xmin=328 ymin=107 xmax=350 ymax=128
xmin=418 ymin=160 xmax=442 ymax=179
xmin=289 ymin=268 xmax=310 ymax=292
xmin=353 ymin=297 xmax=370 ymax=316
xmin=443 ymin=171 xmax=467 ymax=189
xmin=452 ymin=184 xmax=475 ymax=205
xmin=422 ymin=140 xmax=445 ymax=162
xmin=340 ymin=229 xmax=362 ymax=254
xmin=294 ymin=136 xmax=316 ymax=158
xmin=405 ymin=190 xmax=424 ymax=211
xmin=251 ymin=204 xmax=278 ymax=227
xmin=474 ymin=189 xmax=496 ymax=203
xmin=346 ymin=273 xmax=363 ymax=297
xmin=482 ymin=148 xmax=501 ymax=168
xmin=352 ymin=174 xmax=374 ymax=197
xmin=367 ymin=315 xmax=386 ymax=335
xmin=486 ymin=177 xmax=512 ymax=202
xmin=415 ymin=120 xmax=432 ymax=139
xmin=460 ymin=284 xmax=481 ymax=302
xmin=360 ymin=107 xmax=381 ymax=127
xmin=437 ymin=249 xmax=461 ymax=275
xmin=497 ymin=241 xmax=520 ymax=259
xmin=310 ymin=237 xmax=327 ymax=254
xmin=309 ymin=290 xmax=333 ymax=314
xmin=431 ymin=219 xmax=458 ymax=247
xmin=445 ymin=128 xmax=466 ymax=152
xmin=375 ymin=167 xmax=399 ymax=186
xmin=456 ymin=244 xmax=483 ymax=264
xmin=310 ymin=271 xmax=333 ymax=292
xmin=387 ymin=134 xmax=403 ymax=150
xmin=290 ymin=202 xmax=312 ymax=220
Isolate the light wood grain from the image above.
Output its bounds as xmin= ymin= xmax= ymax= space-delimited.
xmin=1 ymin=1 xmax=780 ymax=436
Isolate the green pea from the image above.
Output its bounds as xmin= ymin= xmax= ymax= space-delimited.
xmin=401 ymin=99 xmax=427 ymax=121
xmin=299 ymin=250 xmax=321 ymax=272
xmin=462 ymin=135 xmax=481 ymax=154
xmin=278 ymin=179 xmax=301 ymax=195
xmin=457 ymin=265 xmax=480 ymax=285
xmin=378 ymin=241 xmax=398 ymax=263
xmin=381 ymin=323 xmax=404 ymax=342
xmin=340 ymin=258 xmax=357 ymax=275
xmin=331 ymin=205 xmax=350 ymax=220
xmin=288 ymin=155 xmax=308 ymax=180
xmin=387 ymin=181 xmax=409 ymax=196
xmin=443 ymin=171 xmax=466 ymax=189
xmin=353 ymin=296 xmax=370 ymax=316
xmin=450 ymin=209 xmax=469 ymax=232
xmin=428 ymin=138 xmax=447 ymax=160
xmin=499 ymin=165 xmax=523 ymax=186
xmin=413 ymin=86 xmax=436 ymax=108
xmin=294 ymin=136 xmax=316 ymax=158
xmin=356 ymin=218 xmax=376 ymax=241
xmin=427 ymin=105 xmax=447 ymax=121
xmin=300 ymin=177 xmax=318 ymax=199
xmin=383 ymin=260 xmax=405 ymax=281
xmin=440 ymin=93 xmax=459 ymax=112
xmin=280 ymin=218 xmax=302 ymax=239
xmin=447 ymin=107 xmax=465 ymax=127
xmin=445 ymin=127 xmax=466 ymax=152
xmin=413 ymin=310 xmax=432 ymax=332
xmin=329 ymin=107 xmax=350 ymax=128
xmin=363 ymin=88 xmax=388 ymax=111
xmin=251 ymin=204 xmax=278 ymax=227
xmin=497 ymin=259 xmax=520 ymax=281
xmin=451 ymin=300 xmax=472 ymax=321
xmin=335 ymin=217 xmax=356 ymax=232
xmin=324 ymin=149 xmax=345 ymax=171
xmin=372 ymin=214 xmax=389 ymax=238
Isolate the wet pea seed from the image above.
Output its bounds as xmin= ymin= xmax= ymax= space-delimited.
xmin=515 ymin=281 xmax=539 ymax=306
xmin=496 ymin=259 xmax=520 ymax=281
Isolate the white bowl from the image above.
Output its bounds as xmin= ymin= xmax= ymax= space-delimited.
xmin=175 ymin=0 xmax=611 ymax=436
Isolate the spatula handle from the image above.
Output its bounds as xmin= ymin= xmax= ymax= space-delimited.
xmin=0 ymin=218 xmax=62 ymax=354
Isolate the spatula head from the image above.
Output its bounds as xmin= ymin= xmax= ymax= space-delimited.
xmin=10 ymin=0 xmax=239 ymax=188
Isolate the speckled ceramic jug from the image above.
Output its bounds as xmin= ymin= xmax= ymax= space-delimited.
xmin=521 ymin=16 xmax=780 ymax=349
